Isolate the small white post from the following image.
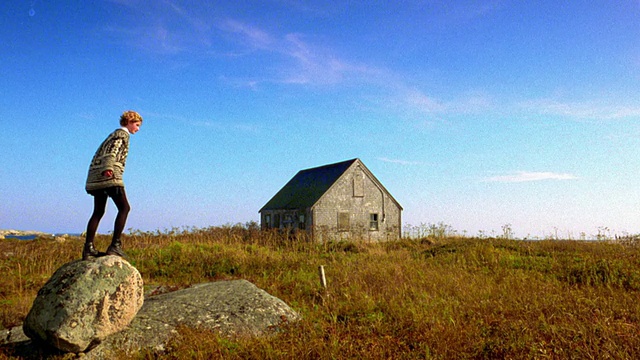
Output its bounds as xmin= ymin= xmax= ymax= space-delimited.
xmin=318 ymin=265 xmax=327 ymax=289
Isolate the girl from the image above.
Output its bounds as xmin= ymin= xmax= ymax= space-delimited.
xmin=83 ymin=110 xmax=142 ymax=260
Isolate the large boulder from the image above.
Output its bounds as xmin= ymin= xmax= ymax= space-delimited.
xmin=84 ymin=280 xmax=301 ymax=358
xmin=23 ymin=256 xmax=144 ymax=353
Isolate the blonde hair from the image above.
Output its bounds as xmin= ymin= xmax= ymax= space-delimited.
xmin=119 ymin=110 xmax=143 ymax=126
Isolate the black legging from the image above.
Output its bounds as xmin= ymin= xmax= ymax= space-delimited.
xmin=85 ymin=189 xmax=131 ymax=244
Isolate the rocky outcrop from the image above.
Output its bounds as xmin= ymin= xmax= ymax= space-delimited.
xmin=3 ymin=280 xmax=301 ymax=358
xmin=23 ymin=256 xmax=144 ymax=353
xmin=0 ymin=230 xmax=76 ymax=241
xmin=85 ymin=279 xmax=301 ymax=358
xmin=0 ymin=230 xmax=52 ymax=240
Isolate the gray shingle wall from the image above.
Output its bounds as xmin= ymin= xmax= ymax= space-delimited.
xmin=313 ymin=165 xmax=401 ymax=241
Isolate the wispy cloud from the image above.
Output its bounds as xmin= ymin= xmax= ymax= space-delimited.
xmin=103 ymin=0 xmax=213 ymax=54
xmin=103 ymin=1 xmax=637 ymax=126
xmin=218 ymin=19 xmax=275 ymax=51
xmin=218 ymin=20 xmax=378 ymax=86
xmin=378 ymin=157 xmax=422 ymax=165
xmin=398 ymin=93 xmax=640 ymax=126
xmin=404 ymin=89 xmax=494 ymax=115
xmin=519 ymin=98 xmax=640 ymax=121
xmin=405 ymin=91 xmax=447 ymax=113
xmin=381 ymin=87 xmax=496 ymax=129
xmin=103 ymin=2 xmax=382 ymax=86
xmin=483 ymin=171 xmax=578 ymax=183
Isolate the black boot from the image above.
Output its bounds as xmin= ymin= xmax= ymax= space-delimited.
xmin=106 ymin=238 xmax=127 ymax=258
xmin=82 ymin=241 xmax=100 ymax=260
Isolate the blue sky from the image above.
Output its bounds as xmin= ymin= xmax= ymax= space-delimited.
xmin=2 ymin=0 xmax=640 ymax=239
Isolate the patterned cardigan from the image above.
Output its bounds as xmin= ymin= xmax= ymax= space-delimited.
xmin=85 ymin=128 xmax=130 ymax=192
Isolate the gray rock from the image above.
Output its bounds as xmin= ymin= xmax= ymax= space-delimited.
xmin=22 ymin=256 xmax=144 ymax=353
xmin=0 ymin=229 xmax=51 ymax=238
xmin=3 ymin=279 xmax=300 ymax=358
xmin=1 ymin=326 xmax=28 ymax=345
xmin=84 ymin=280 xmax=301 ymax=358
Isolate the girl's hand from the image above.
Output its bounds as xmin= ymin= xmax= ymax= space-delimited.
xmin=102 ymin=170 xmax=114 ymax=178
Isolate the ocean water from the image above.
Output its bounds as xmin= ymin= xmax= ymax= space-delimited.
xmin=5 ymin=235 xmax=39 ymax=240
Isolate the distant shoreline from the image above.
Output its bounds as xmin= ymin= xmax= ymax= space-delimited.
xmin=0 ymin=229 xmax=82 ymax=240
xmin=0 ymin=229 xmax=51 ymax=236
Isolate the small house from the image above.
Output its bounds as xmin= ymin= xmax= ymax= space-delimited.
xmin=259 ymin=158 xmax=403 ymax=241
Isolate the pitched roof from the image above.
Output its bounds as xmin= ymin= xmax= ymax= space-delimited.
xmin=260 ymin=158 xmax=358 ymax=211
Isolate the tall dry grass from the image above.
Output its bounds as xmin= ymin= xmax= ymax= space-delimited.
xmin=2 ymin=225 xmax=640 ymax=359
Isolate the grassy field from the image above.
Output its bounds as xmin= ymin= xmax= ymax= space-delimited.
xmin=2 ymin=224 xmax=640 ymax=359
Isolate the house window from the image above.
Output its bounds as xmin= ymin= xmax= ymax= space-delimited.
xmin=265 ymin=214 xmax=271 ymax=228
xmin=274 ymin=214 xmax=281 ymax=228
xmin=284 ymin=214 xmax=293 ymax=228
xmin=299 ymin=214 xmax=305 ymax=230
xmin=338 ymin=212 xmax=350 ymax=232
xmin=353 ymin=170 xmax=364 ymax=197
xmin=369 ymin=213 xmax=379 ymax=231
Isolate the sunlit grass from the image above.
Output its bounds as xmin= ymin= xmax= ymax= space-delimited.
xmin=2 ymin=224 xmax=640 ymax=359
